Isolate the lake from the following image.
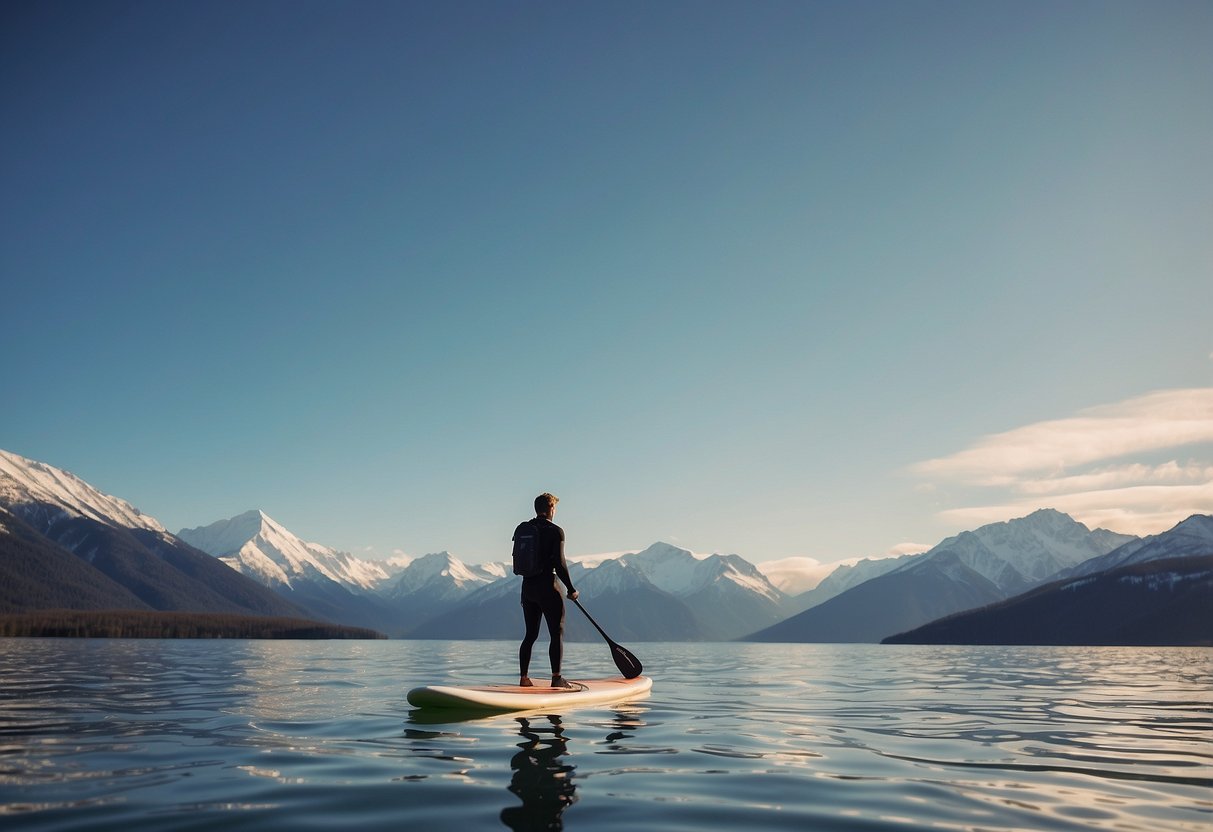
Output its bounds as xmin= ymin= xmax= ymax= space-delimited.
xmin=0 ymin=639 xmax=1209 ymax=831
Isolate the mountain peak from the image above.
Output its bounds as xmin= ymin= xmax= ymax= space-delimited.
xmin=0 ymin=448 xmax=166 ymax=534
xmin=633 ymin=541 xmax=699 ymax=561
xmin=178 ymin=510 xmax=395 ymax=591
xmin=385 ymin=551 xmax=501 ymax=599
xmin=920 ymin=509 xmax=1135 ymax=589
xmin=1023 ymin=507 xmax=1089 ymax=531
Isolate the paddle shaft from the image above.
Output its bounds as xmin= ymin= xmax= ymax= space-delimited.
xmin=571 ymin=597 xmax=612 ymax=641
xmin=571 ymin=598 xmax=643 ymax=679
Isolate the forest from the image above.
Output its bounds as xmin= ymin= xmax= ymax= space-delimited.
xmin=0 ymin=609 xmax=386 ymax=639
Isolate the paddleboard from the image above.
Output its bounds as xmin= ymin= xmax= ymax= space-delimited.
xmin=407 ymin=674 xmax=652 ymax=711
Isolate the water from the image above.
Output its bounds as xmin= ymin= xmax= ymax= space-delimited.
xmin=0 ymin=640 xmax=1209 ymax=831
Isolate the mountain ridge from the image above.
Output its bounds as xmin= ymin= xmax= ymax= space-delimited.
xmin=0 ymin=451 xmax=308 ymax=619
xmin=745 ymin=510 xmax=1136 ymax=643
xmin=5 ymin=446 xmax=1204 ymax=646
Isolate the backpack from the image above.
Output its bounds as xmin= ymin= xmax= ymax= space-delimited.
xmin=511 ymin=520 xmax=546 ymax=577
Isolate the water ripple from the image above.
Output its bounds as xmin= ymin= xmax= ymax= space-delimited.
xmin=0 ymin=640 xmax=1209 ymax=831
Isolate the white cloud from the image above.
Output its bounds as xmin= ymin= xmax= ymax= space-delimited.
xmin=756 ymin=556 xmax=832 ymax=594
xmin=887 ymin=542 xmax=932 ymax=556
xmin=1014 ymin=461 xmax=1213 ymax=496
xmin=569 ymin=550 xmax=635 ymax=567
xmin=914 ymin=387 xmax=1213 ymax=537
xmin=759 ymin=549 xmax=916 ymax=594
xmin=913 ymin=388 xmax=1213 ymax=484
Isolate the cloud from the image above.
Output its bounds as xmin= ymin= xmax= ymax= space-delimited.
xmin=568 ymin=550 xmax=632 ymax=568
xmin=757 ymin=556 xmax=832 ymax=594
xmin=1013 ymin=461 xmax=1213 ymax=496
xmin=913 ymin=388 xmax=1213 ymax=484
xmin=886 ymin=542 xmax=932 ymax=556
xmin=913 ymin=387 xmax=1213 ymax=536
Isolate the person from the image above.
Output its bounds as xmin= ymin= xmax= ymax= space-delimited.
xmin=516 ymin=492 xmax=578 ymax=689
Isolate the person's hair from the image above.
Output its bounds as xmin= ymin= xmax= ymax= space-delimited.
xmin=535 ymin=493 xmax=559 ymax=515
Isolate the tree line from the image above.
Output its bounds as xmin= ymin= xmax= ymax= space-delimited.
xmin=0 ymin=609 xmax=387 ymax=639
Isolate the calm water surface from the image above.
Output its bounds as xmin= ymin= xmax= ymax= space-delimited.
xmin=0 ymin=639 xmax=1208 ymax=831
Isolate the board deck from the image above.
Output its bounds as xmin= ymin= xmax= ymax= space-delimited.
xmin=407 ymin=674 xmax=652 ymax=711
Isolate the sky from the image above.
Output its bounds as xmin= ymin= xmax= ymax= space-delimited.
xmin=3 ymin=1 xmax=1211 ymax=571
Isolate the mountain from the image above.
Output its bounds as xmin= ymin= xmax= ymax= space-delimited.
xmin=178 ymin=509 xmax=409 ymax=633
xmin=0 ymin=506 xmax=150 ymax=611
xmin=178 ymin=510 xmax=405 ymax=590
xmin=616 ymin=543 xmax=788 ymax=639
xmin=404 ymin=543 xmax=785 ymax=641
xmin=380 ymin=552 xmax=508 ymax=632
xmin=788 ymin=554 xmax=914 ymax=613
xmin=918 ymin=509 xmax=1137 ymax=594
xmin=383 ymin=551 xmax=506 ymax=600
xmin=884 ymin=515 xmax=1213 ymax=646
xmin=1 ymin=449 xmax=168 ymax=534
xmin=407 ymin=560 xmax=703 ymax=642
xmin=744 ymin=510 xmax=1135 ymax=643
xmin=745 ymin=550 xmax=1005 ymax=643
xmin=0 ymin=450 xmax=306 ymax=618
xmin=1054 ymin=514 xmax=1213 ymax=580
xmin=883 ymin=555 xmax=1213 ymax=646
xmin=178 ymin=510 xmax=518 ymax=636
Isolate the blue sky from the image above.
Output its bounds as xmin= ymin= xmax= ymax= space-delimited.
xmin=3 ymin=1 xmax=1211 ymax=567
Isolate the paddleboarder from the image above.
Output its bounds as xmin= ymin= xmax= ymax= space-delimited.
xmin=517 ymin=493 xmax=579 ymax=689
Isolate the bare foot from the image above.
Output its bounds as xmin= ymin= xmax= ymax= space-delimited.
xmin=551 ymin=675 xmax=574 ymax=689
xmin=519 ymin=677 xmax=534 ymax=687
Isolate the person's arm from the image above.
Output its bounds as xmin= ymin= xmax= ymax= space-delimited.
xmin=552 ymin=527 xmax=578 ymax=599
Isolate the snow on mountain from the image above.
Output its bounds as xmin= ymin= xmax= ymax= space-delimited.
xmin=900 ymin=509 xmax=1136 ymax=593
xmin=776 ymin=511 xmax=1126 ymax=615
xmin=0 ymin=452 xmax=308 ymax=619
xmin=178 ymin=510 xmax=402 ymax=591
xmin=384 ymin=551 xmax=506 ymax=600
xmin=0 ymin=449 xmax=166 ymax=533
xmin=617 ymin=542 xmax=784 ymax=603
xmin=575 ymin=557 xmax=660 ymax=594
xmin=1059 ymin=514 xmax=1213 ymax=579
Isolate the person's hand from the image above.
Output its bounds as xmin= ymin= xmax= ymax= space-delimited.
xmin=567 ymin=589 xmax=579 ymax=601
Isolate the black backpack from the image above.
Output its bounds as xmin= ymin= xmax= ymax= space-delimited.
xmin=511 ymin=520 xmax=546 ymax=577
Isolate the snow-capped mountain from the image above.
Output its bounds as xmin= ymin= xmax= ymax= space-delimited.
xmin=384 ymin=552 xmax=507 ymax=601
xmin=407 ymin=558 xmax=707 ymax=642
xmin=910 ymin=509 xmax=1137 ymax=594
xmin=0 ymin=449 xmax=305 ymax=618
xmin=615 ymin=542 xmax=787 ymax=638
xmin=9 ymin=446 xmax=1199 ymax=645
xmin=403 ymin=543 xmax=789 ymax=641
xmin=618 ymin=543 xmax=783 ymax=601
xmin=745 ymin=510 xmax=1138 ymax=643
xmin=178 ymin=510 xmax=405 ymax=591
xmin=0 ymin=449 xmax=166 ymax=534
xmin=885 ymin=547 xmax=1213 ymax=646
xmin=1056 ymin=514 xmax=1213 ymax=580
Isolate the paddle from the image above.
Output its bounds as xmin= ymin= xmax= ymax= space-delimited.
xmin=571 ymin=598 xmax=643 ymax=679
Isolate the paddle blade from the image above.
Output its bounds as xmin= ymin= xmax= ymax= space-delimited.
xmin=611 ymin=643 xmax=643 ymax=679
xmin=572 ymin=598 xmax=644 ymax=679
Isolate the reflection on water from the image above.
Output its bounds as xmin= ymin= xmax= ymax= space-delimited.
xmin=404 ymin=706 xmax=655 ymax=831
xmin=1 ymin=640 xmax=1210 ymax=832
xmin=500 ymin=716 xmax=576 ymax=831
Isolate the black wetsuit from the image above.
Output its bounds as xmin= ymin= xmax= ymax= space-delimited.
xmin=517 ymin=517 xmax=576 ymax=678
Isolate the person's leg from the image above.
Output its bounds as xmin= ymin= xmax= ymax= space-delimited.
xmin=519 ymin=598 xmax=542 ymax=685
xmin=540 ymin=590 xmax=569 ymax=686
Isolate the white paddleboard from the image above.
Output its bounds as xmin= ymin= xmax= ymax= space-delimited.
xmin=407 ymin=674 xmax=652 ymax=711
